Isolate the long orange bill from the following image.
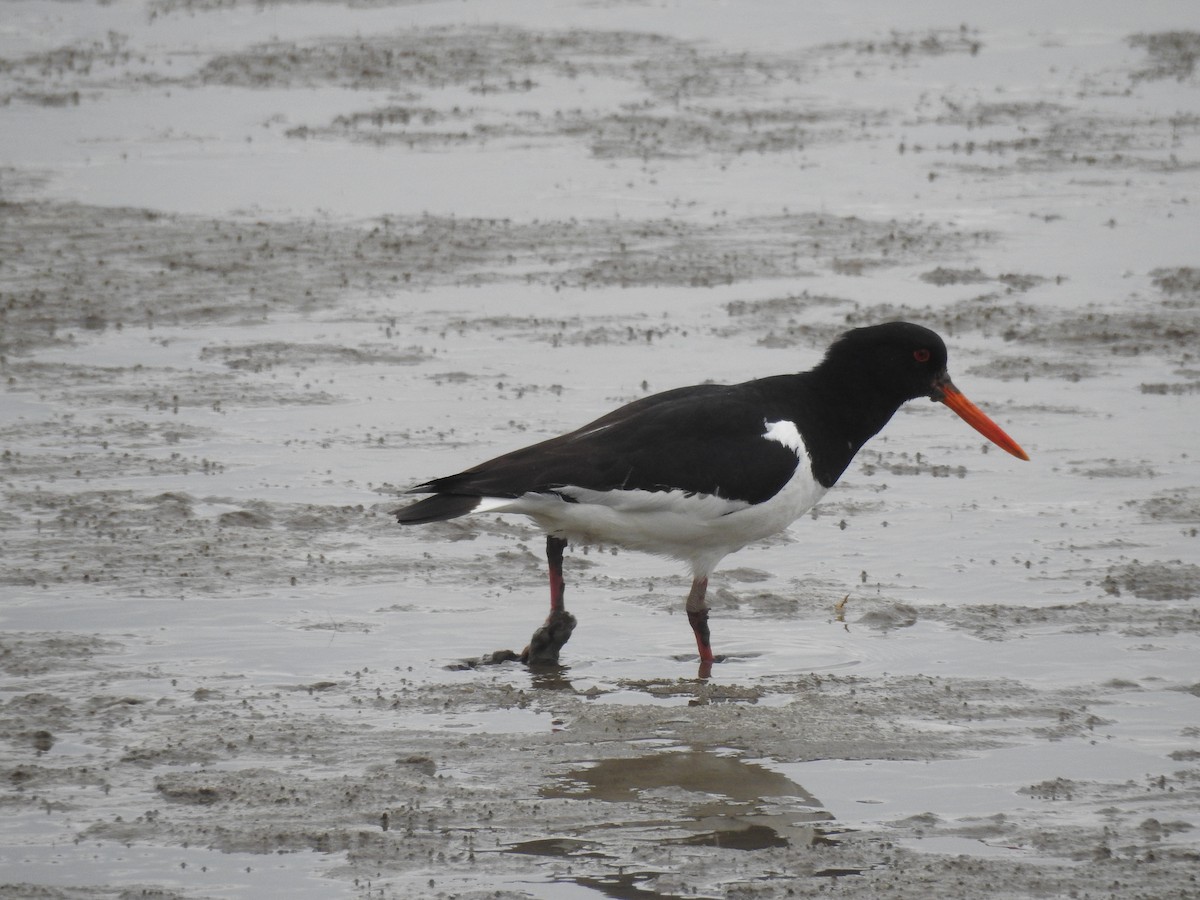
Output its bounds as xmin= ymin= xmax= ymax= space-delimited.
xmin=936 ymin=379 xmax=1030 ymax=461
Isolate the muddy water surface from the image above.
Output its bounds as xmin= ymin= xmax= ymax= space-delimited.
xmin=2 ymin=2 xmax=1200 ymax=898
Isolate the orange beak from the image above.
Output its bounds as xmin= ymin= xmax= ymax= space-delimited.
xmin=935 ymin=378 xmax=1029 ymax=461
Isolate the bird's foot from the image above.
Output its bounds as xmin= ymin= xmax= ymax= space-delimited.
xmin=445 ymin=648 xmax=522 ymax=670
xmin=520 ymin=609 xmax=577 ymax=666
xmin=695 ymin=653 xmax=729 ymax=680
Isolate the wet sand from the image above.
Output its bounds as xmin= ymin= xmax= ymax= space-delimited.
xmin=2 ymin=2 xmax=1200 ymax=897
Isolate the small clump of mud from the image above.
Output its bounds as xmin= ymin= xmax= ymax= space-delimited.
xmin=1103 ymin=559 xmax=1200 ymax=601
xmin=1129 ymin=31 xmax=1200 ymax=82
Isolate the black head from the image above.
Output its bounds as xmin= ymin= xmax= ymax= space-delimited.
xmin=819 ymin=321 xmax=949 ymax=403
xmin=817 ymin=321 xmax=1029 ymax=461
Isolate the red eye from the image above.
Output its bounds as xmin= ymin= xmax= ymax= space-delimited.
xmin=913 ymin=348 xmax=931 ymax=363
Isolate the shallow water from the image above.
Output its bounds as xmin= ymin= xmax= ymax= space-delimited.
xmin=2 ymin=1 xmax=1200 ymax=898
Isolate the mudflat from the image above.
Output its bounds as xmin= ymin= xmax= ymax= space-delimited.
xmin=2 ymin=3 xmax=1199 ymax=897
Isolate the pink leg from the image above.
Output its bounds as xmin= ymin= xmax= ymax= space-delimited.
xmin=686 ymin=576 xmax=716 ymax=676
xmin=547 ymin=533 xmax=566 ymax=612
xmin=521 ymin=535 xmax=575 ymax=666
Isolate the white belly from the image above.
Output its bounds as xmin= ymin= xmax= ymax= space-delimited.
xmin=492 ymin=461 xmax=828 ymax=577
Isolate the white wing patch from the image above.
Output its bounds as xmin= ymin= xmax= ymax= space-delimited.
xmin=558 ymin=485 xmax=748 ymax=516
xmin=763 ymin=419 xmax=805 ymax=456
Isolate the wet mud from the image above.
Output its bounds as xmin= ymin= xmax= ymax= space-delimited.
xmin=2 ymin=3 xmax=1200 ymax=898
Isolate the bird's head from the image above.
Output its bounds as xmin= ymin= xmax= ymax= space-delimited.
xmin=825 ymin=321 xmax=1029 ymax=461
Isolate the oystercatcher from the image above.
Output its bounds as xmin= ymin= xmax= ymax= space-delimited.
xmin=394 ymin=322 xmax=1028 ymax=674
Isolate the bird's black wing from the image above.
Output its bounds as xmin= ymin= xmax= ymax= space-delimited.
xmin=400 ymin=382 xmax=805 ymax=514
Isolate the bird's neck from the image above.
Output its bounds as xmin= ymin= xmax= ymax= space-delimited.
xmin=758 ymin=370 xmax=905 ymax=487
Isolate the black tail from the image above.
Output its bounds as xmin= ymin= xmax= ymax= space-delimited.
xmin=393 ymin=494 xmax=480 ymax=525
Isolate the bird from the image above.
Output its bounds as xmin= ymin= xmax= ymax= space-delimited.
xmin=394 ymin=321 xmax=1028 ymax=675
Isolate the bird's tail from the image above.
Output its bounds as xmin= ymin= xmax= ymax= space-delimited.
xmin=393 ymin=494 xmax=481 ymax=524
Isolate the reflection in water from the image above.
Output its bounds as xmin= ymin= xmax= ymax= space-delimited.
xmin=544 ymin=747 xmax=822 ymax=805
xmin=506 ymin=837 xmax=609 ymax=859
xmin=514 ymin=746 xmax=837 ymax=896
xmin=568 ymin=870 xmax=706 ymax=900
